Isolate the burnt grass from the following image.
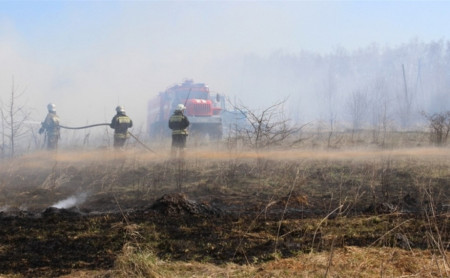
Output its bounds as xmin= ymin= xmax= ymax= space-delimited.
xmin=0 ymin=154 xmax=449 ymax=277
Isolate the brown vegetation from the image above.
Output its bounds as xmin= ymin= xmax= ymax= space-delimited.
xmin=0 ymin=148 xmax=449 ymax=277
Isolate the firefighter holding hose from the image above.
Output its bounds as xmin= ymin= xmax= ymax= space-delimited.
xmin=39 ymin=103 xmax=60 ymax=150
xmin=169 ymin=104 xmax=190 ymax=158
xmin=110 ymin=105 xmax=133 ymax=148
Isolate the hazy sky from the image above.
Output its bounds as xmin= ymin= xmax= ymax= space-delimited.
xmin=1 ymin=0 xmax=450 ymax=131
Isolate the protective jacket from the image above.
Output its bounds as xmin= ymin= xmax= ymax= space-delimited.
xmin=169 ymin=110 xmax=189 ymax=135
xmin=40 ymin=112 xmax=60 ymax=137
xmin=110 ymin=113 xmax=133 ymax=139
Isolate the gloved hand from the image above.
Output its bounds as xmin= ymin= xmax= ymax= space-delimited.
xmin=39 ymin=127 xmax=44 ymax=134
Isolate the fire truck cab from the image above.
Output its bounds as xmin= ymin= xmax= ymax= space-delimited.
xmin=147 ymin=80 xmax=223 ymax=140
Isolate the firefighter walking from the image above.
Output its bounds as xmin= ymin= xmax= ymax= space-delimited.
xmin=39 ymin=103 xmax=60 ymax=150
xmin=110 ymin=105 xmax=133 ymax=149
xmin=169 ymin=104 xmax=190 ymax=158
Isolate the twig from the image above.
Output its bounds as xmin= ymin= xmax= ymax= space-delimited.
xmin=113 ymin=193 xmax=130 ymax=226
xmin=274 ymin=168 xmax=300 ymax=253
xmin=310 ymin=204 xmax=343 ymax=254
xmin=325 ymin=236 xmax=336 ymax=277
xmin=369 ymin=219 xmax=411 ymax=247
xmin=423 ymin=181 xmax=449 ymax=271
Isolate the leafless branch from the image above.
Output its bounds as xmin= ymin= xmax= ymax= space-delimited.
xmin=231 ymin=99 xmax=305 ymax=149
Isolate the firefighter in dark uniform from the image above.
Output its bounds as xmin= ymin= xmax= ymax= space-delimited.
xmin=39 ymin=103 xmax=60 ymax=150
xmin=110 ymin=105 xmax=133 ymax=148
xmin=169 ymin=104 xmax=190 ymax=157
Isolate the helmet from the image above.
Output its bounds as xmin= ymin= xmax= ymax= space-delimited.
xmin=116 ymin=105 xmax=125 ymax=113
xmin=176 ymin=104 xmax=186 ymax=111
xmin=47 ymin=103 xmax=56 ymax=112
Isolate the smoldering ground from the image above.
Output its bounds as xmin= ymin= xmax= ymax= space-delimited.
xmin=1 ymin=146 xmax=449 ymax=213
xmin=51 ymin=192 xmax=87 ymax=209
xmin=0 ymin=147 xmax=449 ymax=277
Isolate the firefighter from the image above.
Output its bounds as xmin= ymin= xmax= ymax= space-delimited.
xmin=169 ymin=104 xmax=190 ymax=157
xmin=39 ymin=103 xmax=60 ymax=150
xmin=110 ymin=105 xmax=133 ymax=148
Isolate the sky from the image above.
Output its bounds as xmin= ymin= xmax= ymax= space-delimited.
xmin=1 ymin=0 xmax=450 ymax=134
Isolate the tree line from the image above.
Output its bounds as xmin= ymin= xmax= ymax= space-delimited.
xmin=3 ymin=39 xmax=450 ymax=157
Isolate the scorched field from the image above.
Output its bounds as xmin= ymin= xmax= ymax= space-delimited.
xmin=0 ymin=148 xmax=449 ymax=277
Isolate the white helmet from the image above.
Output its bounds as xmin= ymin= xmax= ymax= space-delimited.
xmin=116 ymin=105 xmax=125 ymax=113
xmin=47 ymin=103 xmax=56 ymax=112
xmin=176 ymin=104 xmax=186 ymax=111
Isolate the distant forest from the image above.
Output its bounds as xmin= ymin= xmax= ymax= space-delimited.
xmin=229 ymin=39 xmax=450 ymax=130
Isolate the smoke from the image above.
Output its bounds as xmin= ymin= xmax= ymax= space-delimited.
xmin=51 ymin=192 xmax=88 ymax=209
xmin=0 ymin=205 xmax=9 ymax=212
xmin=2 ymin=2 xmax=450 ymax=154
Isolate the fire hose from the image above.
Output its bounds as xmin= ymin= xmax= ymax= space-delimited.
xmin=58 ymin=123 xmax=156 ymax=153
xmin=59 ymin=123 xmax=110 ymax=130
xmin=127 ymin=132 xmax=156 ymax=153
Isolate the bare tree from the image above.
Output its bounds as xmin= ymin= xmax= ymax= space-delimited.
xmin=347 ymin=88 xmax=369 ymax=141
xmin=421 ymin=111 xmax=450 ymax=145
xmin=0 ymin=77 xmax=30 ymax=158
xmin=323 ymin=61 xmax=339 ymax=149
xmin=369 ymin=77 xmax=393 ymax=147
xmin=0 ymin=107 xmax=5 ymax=158
xmin=398 ymin=64 xmax=414 ymax=128
xmin=232 ymin=99 xmax=302 ymax=149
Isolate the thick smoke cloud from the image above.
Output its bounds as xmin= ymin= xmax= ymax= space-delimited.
xmin=1 ymin=1 xmax=450 ymax=152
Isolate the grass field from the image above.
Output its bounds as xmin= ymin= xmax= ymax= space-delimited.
xmin=0 ymin=146 xmax=448 ymax=277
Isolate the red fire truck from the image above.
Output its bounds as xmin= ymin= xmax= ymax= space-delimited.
xmin=147 ymin=80 xmax=224 ymax=140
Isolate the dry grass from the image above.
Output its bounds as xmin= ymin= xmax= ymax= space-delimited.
xmin=1 ymin=146 xmax=449 ymax=277
xmin=3 ymin=145 xmax=450 ymax=167
xmin=102 ymin=246 xmax=450 ymax=278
